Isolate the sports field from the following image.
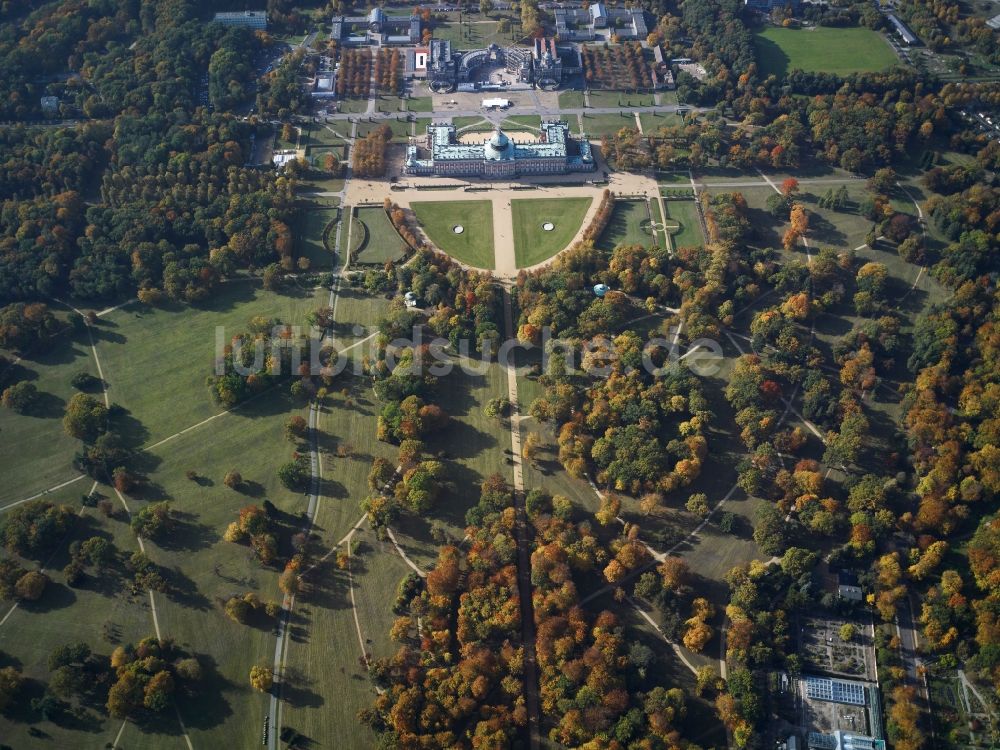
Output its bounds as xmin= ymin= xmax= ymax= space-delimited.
xmin=753 ymin=26 xmax=898 ymax=77
xmin=511 ymin=197 xmax=592 ymax=268
xmin=411 ymin=200 xmax=495 ymax=269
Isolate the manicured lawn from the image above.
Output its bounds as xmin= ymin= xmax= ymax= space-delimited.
xmin=453 ymin=116 xmax=492 ymax=132
xmin=300 ymin=121 xmax=347 ymax=150
xmin=500 ymin=115 xmax=541 ymax=132
xmin=412 ymin=117 xmax=432 ymax=138
xmin=753 ymin=26 xmax=898 ymax=77
xmin=639 ymin=112 xmax=684 ymax=133
xmin=580 ymin=111 xmax=636 ymax=136
xmin=411 ymin=200 xmax=495 ymax=269
xmin=429 ymin=19 xmax=507 ymax=47
xmin=658 ymin=171 xmax=691 ymax=184
xmin=353 ymin=206 xmax=406 ymax=265
xmin=665 ymin=200 xmax=704 ymax=249
xmin=597 ymin=199 xmax=655 ymax=251
xmin=336 ymin=97 xmax=370 ymax=114
xmin=558 ymin=90 xmax=586 ymax=109
xmin=277 ymin=531 xmax=390 ymax=750
xmin=406 ymin=96 xmax=433 ymax=112
xmin=588 ymin=90 xmax=656 ymax=108
xmin=512 ymin=197 xmax=592 ymax=268
xmin=294 ymin=206 xmax=338 ymax=271
xmin=132 ymin=387 xmax=315 ymax=748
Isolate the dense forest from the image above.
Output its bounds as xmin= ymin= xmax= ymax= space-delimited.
xmin=0 ymin=0 xmax=298 ymax=307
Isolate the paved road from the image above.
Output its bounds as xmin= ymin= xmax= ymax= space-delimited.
xmin=314 ymin=102 xmax=699 ymax=125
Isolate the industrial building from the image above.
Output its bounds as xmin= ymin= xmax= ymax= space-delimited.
xmin=330 ymin=8 xmax=421 ymax=45
xmin=212 ymin=10 xmax=268 ymax=30
xmin=404 ymin=122 xmax=596 ymax=179
xmin=886 ymin=13 xmax=919 ymax=45
xmin=553 ymin=5 xmax=649 ymax=41
xmin=797 ymin=675 xmax=884 ymax=750
xmin=807 ymin=731 xmax=886 ymax=750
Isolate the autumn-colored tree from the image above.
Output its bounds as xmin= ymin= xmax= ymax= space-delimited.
xmin=249 ymin=665 xmax=273 ymax=692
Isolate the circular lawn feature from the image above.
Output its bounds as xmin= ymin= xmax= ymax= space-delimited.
xmin=542 ymin=222 xmax=554 ymax=231
xmin=453 ymin=225 xmax=465 ymax=234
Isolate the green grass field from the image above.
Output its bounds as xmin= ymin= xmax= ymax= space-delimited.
xmin=597 ymin=199 xmax=655 ymax=251
xmin=336 ymin=98 xmax=370 ymax=114
xmin=580 ymin=111 xmax=636 ymax=137
xmin=405 ymin=96 xmax=433 ymax=113
xmin=411 ymin=200 xmax=495 ymax=269
xmin=558 ymin=90 xmax=586 ymax=109
xmin=0 ymin=321 xmax=97 ymax=505
xmin=640 ymin=112 xmax=684 ymax=134
xmin=753 ymin=26 xmax=898 ymax=77
xmin=294 ymin=207 xmax=337 ymax=271
xmin=429 ymin=18 xmax=509 ymax=47
xmin=664 ymin=201 xmax=705 ymax=249
xmin=357 ymin=118 xmax=411 ymax=141
xmin=94 ymin=283 xmax=326 ymax=446
xmin=353 ymin=207 xmax=406 ymax=265
xmin=512 ymin=197 xmax=592 ymax=268
xmin=0 ymin=280 xmax=343 ymax=746
xmin=500 ymin=115 xmax=541 ymax=132
xmin=452 ymin=116 xmax=492 ymax=132
xmin=588 ymin=90 xmax=655 ymax=108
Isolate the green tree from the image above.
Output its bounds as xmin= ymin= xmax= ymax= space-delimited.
xmin=1 ymin=381 xmax=37 ymax=413
xmin=0 ymin=666 xmax=22 ymax=712
xmin=62 ymin=393 xmax=108 ymax=441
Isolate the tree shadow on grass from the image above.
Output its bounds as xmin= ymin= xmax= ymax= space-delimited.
xmin=0 ymin=676 xmax=105 ymax=733
xmin=745 ymin=207 xmax=782 ymax=248
xmin=108 ymin=404 xmax=150 ymax=449
xmin=20 ymin=580 xmax=76 ymax=614
xmin=318 ymin=477 xmax=347 ymax=500
xmin=280 ymin=679 xmax=325 ymax=711
xmin=430 ymin=418 xmax=498 ymax=462
xmin=232 ymin=388 xmax=301 ymax=420
xmin=88 ymin=325 xmax=126 ymax=346
xmin=23 ymin=389 xmax=66 ymax=419
xmin=304 ymin=562 xmax=352 ymax=611
xmin=0 ymin=358 xmax=35 ymax=387
xmin=188 ymin=278 xmax=260 ymax=314
xmin=170 ymin=653 xmax=234 ymax=732
xmin=162 ymin=566 xmax=213 ymax=611
xmin=154 ymin=512 xmax=216 ymax=553
xmin=751 ymin=34 xmax=790 ymax=77
xmin=807 ymin=212 xmax=847 ymax=247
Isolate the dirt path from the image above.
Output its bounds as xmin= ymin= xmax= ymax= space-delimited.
xmin=502 ymin=287 xmax=541 ymax=749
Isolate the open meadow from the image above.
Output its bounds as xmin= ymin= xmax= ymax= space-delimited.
xmin=753 ymin=26 xmax=898 ymax=77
